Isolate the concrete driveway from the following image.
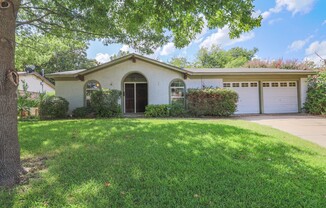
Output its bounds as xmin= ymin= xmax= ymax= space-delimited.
xmin=241 ymin=114 xmax=326 ymax=148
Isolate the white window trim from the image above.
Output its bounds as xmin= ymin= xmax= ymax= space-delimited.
xmin=170 ymin=79 xmax=186 ymax=105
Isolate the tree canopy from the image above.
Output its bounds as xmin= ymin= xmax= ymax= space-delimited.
xmin=195 ymin=45 xmax=258 ymax=68
xmin=110 ymin=50 xmax=130 ymax=61
xmin=168 ymin=46 xmax=258 ymax=68
xmin=17 ymin=0 xmax=261 ymax=53
xmin=16 ymin=35 xmax=97 ymax=73
xmin=244 ymin=59 xmax=317 ymax=70
xmin=168 ymin=57 xmax=192 ymax=68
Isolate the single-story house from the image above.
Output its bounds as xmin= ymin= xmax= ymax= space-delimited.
xmin=18 ymin=71 xmax=55 ymax=117
xmin=47 ymin=53 xmax=315 ymax=114
xmin=18 ymin=71 xmax=55 ymax=94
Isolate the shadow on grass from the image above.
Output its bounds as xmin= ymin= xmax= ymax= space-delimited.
xmin=1 ymin=119 xmax=326 ymax=207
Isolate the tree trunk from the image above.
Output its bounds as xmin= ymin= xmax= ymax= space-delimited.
xmin=0 ymin=0 xmax=21 ymax=187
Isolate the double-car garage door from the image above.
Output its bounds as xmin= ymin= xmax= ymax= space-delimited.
xmin=224 ymin=81 xmax=298 ymax=114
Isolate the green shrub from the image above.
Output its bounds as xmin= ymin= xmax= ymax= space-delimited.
xmin=169 ymin=103 xmax=188 ymax=117
xmin=145 ymin=104 xmax=170 ymax=117
xmin=72 ymin=107 xmax=95 ymax=118
xmin=40 ymin=96 xmax=69 ymax=119
xmin=187 ymin=88 xmax=238 ymax=116
xmin=90 ymin=89 xmax=122 ymax=117
xmin=304 ymin=72 xmax=326 ymax=115
xmin=145 ymin=103 xmax=188 ymax=117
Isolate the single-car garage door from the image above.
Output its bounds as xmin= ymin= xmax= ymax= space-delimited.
xmin=223 ymin=82 xmax=260 ymax=114
xmin=263 ymin=81 xmax=298 ymax=113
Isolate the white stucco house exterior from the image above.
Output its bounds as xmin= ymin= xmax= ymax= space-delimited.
xmin=18 ymin=72 xmax=55 ymax=94
xmin=47 ymin=53 xmax=315 ymax=114
xmin=18 ymin=72 xmax=55 ymax=117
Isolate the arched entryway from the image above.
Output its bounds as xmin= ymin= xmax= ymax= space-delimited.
xmin=123 ymin=73 xmax=148 ymax=113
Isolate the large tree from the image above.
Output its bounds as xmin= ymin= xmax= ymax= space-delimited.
xmin=42 ymin=44 xmax=98 ymax=74
xmin=0 ymin=0 xmax=261 ymax=187
xmin=110 ymin=50 xmax=130 ymax=61
xmin=195 ymin=45 xmax=258 ymax=68
xmin=169 ymin=46 xmax=258 ymax=68
xmin=16 ymin=35 xmax=97 ymax=73
xmin=169 ymin=57 xmax=192 ymax=68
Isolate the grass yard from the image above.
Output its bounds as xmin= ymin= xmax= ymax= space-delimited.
xmin=1 ymin=119 xmax=326 ymax=207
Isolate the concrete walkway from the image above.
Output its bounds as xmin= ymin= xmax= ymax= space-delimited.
xmin=241 ymin=114 xmax=326 ymax=148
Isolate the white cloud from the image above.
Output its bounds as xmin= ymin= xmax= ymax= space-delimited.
xmin=305 ymin=41 xmax=326 ymax=65
xmin=268 ymin=18 xmax=283 ymax=25
xmin=289 ymin=40 xmax=306 ymax=51
xmin=261 ymin=11 xmax=272 ymax=19
xmin=120 ymin=45 xmax=130 ymax=52
xmin=160 ymin=42 xmax=175 ymax=56
xmin=262 ymin=0 xmax=315 ymax=20
xmin=95 ymin=53 xmax=111 ymax=63
xmin=145 ymin=47 xmax=162 ymax=59
xmin=194 ymin=16 xmax=209 ymax=43
xmin=288 ymin=35 xmax=313 ymax=52
xmin=261 ymin=4 xmax=283 ymax=20
xmin=276 ymin=0 xmax=315 ymax=15
xmin=322 ymin=20 xmax=326 ymax=25
xmin=199 ymin=26 xmax=255 ymax=49
xmin=120 ymin=44 xmax=135 ymax=53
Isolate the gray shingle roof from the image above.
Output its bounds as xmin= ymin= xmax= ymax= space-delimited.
xmin=46 ymin=53 xmax=316 ymax=78
xmin=185 ymin=68 xmax=313 ymax=73
xmin=48 ymin=69 xmax=86 ymax=76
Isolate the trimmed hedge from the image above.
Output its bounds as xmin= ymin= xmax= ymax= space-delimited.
xmin=169 ymin=103 xmax=188 ymax=117
xmin=144 ymin=103 xmax=187 ymax=117
xmin=40 ymin=96 xmax=69 ymax=119
xmin=72 ymin=107 xmax=95 ymax=118
xmin=145 ymin=104 xmax=170 ymax=117
xmin=304 ymin=72 xmax=326 ymax=115
xmin=187 ymin=88 xmax=238 ymax=116
xmin=90 ymin=89 xmax=122 ymax=117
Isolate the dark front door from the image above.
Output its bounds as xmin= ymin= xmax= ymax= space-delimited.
xmin=125 ymin=83 xmax=148 ymax=113
xmin=125 ymin=84 xmax=135 ymax=113
xmin=136 ymin=83 xmax=148 ymax=112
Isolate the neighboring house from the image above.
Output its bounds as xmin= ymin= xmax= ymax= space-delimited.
xmin=18 ymin=72 xmax=55 ymax=117
xmin=18 ymin=72 xmax=55 ymax=95
xmin=47 ymin=53 xmax=315 ymax=114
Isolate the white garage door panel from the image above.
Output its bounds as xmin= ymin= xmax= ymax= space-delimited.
xmin=263 ymin=82 xmax=298 ymax=113
xmin=224 ymin=82 xmax=260 ymax=114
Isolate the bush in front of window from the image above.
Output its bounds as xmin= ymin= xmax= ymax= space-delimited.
xmin=40 ymin=96 xmax=69 ymax=120
xmin=169 ymin=102 xmax=188 ymax=117
xmin=72 ymin=107 xmax=95 ymax=118
xmin=187 ymin=88 xmax=238 ymax=117
xmin=304 ymin=71 xmax=326 ymax=115
xmin=90 ymin=89 xmax=122 ymax=117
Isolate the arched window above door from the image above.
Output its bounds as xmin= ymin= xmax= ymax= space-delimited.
xmin=124 ymin=73 xmax=147 ymax=82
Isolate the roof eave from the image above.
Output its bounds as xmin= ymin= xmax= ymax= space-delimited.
xmin=189 ymin=71 xmax=317 ymax=76
xmin=79 ymin=53 xmax=188 ymax=76
xmin=21 ymin=72 xmax=55 ymax=88
xmin=46 ymin=74 xmax=77 ymax=78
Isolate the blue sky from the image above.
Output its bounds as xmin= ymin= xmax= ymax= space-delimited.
xmin=87 ymin=0 xmax=326 ymax=65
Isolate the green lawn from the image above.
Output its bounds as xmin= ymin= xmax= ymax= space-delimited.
xmin=1 ymin=119 xmax=326 ymax=207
